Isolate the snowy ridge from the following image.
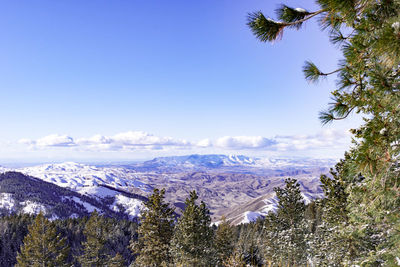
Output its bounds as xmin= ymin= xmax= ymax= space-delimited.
xmin=0 ymin=163 xmax=152 ymax=219
xmin=22 ymin=163 xmax=149 ymax=218
xmin=0 ymin=167 xmax=10 ymax=174
xmin=0 ymin=171 xmax=147 ymax=219
xmin=20 ymin=162 xmax=151 ymax=192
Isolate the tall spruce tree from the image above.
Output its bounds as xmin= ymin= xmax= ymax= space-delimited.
xmin=263 ymin=178 xmax=307 ymax=266
xmin=248 ymin=1 xmax=400 ymax=265
xmin=170 ymin=190 xmax=216 ymax=267
xmin=15 ymin=212 xmax=70 ymax=267
xmin=78 ymin=210 xmax=110 ymax=266
xmin=131 ymin=188 xmax=175 ymax=267
xmin=307 ymin=158 xmax=351 ymax=266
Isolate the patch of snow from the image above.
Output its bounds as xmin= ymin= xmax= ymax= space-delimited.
xmin=70 ymin=197 xmax=97 ymax=213
xmin=241 ymin=211 xmax=264 ymax=224
xmin=111 ymin=194 xmax=143 ymax=218
xmin=48 ymin=214 xmax=59 ymax=221
xmin=21 ymin=201 xmax=46 ymax=215
xmin=0 ymin=193 xmax=15 ymax=211
xmin=262 ymin=195 xmax=279 ymax=213
xmin=69 ymin=213 xmax=79 ymax=219
xmin=78 ymin=186 xmax=119 ymax=199
xmin=294 ymin=8 xmax=307 ymax=13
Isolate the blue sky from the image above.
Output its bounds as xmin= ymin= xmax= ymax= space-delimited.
xmin=0 ymin=0 xmax=361 ymax=163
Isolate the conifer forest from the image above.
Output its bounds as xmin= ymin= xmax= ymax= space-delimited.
xmin=0 ymin=0 xmax=399 ymax=266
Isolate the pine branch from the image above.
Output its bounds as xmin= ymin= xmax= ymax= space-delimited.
xmin=303 ymin=61 xmax=342 ymax=83
xmin=329 ymin=29 xmax=355 ymax=46
xmin=319 ymin=106 xmax=355 ymax=125
xmin=276 ymin=5 xmax=310 ymax=29
xmin=283 ymin=8 xmax=327 ymax=27
xmin=248 ymin=9 xmax=327 ymax=42
xmin=247 ymin=12 xmax=286 ymax=42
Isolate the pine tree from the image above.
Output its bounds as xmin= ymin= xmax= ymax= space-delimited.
xmin=131 ymin=188 xmax=175 ymax=267
xmin=248 ymin=1 xmax=400 ymax=265
xmin=263 ymin=178 xmax=307 ymax=266
xmin=78 ymin=210 xmax=110 ymax=266
xmin=307 ymin=159 xmax=352 ymax=266
xmin=170 ymin=190 xmax=217 ymax=267
xmin=15 ymin=212 xmax=70 ymax=267
xmin=215 ymin=216 xmax=235 ymax=266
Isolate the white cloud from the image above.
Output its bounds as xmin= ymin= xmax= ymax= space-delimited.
xmin=197 ymin=139 xmax=212 ymax=147
xmin=274 ymin=129 xmax=351 ymax=151
xmin=19 ymin=134 xmax=75 ymax=148
xmin=18 ymin=129 xmax=351 ymax=154
xmin=37 ymin=134 xmax=75 ymax=147
xmin=20 ymin=131 xmax=192 ymax=151
xmin=215 ymin=136 xmax=276 ymax=149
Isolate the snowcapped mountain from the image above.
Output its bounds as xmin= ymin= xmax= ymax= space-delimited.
xmin=123 ymin=154 xmax=336 ymax=173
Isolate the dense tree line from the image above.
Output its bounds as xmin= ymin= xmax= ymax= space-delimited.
xmin=1 ymin=168 xmax=394 ymax=266
xmin=0 ymin=213 xmax=137 ymax=266
xmin=0 ymin=181 xmax=315 ymax=266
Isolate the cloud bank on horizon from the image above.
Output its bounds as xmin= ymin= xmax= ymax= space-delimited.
xmin=17 ymin=129 xmax=352 ymax=157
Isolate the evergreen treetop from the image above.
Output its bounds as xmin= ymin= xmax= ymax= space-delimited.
xmin=131 ymin=188 xmax=175 ymax=267
xmin=170 ymin=190 xmax=216 ymax=267
xmin=78 ymin=210 xmax=110 ymax=267
xmin=15 ymin=212 xmax=70 ymax=267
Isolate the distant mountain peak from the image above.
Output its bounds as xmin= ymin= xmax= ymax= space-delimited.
xmin=127 ymin=154 xmax=335 ymax=173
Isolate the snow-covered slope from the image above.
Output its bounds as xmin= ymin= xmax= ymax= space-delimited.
xmin=20 ymin=162 xmax=151 ymax=192
xmin=0 ymin=171 xmax=146 ymax=219
xmin=11 ymin=163 xmax=151 ymax=218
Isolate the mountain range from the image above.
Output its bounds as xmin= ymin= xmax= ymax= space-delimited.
xmin=0 ymin=154 xmax=335 ymax=224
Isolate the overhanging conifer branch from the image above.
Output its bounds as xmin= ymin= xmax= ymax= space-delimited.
xmin=248 ymin=9 xmax=327 ymax=42
xmin=303 ymin=61 xmax=342 ymax=83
